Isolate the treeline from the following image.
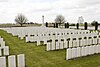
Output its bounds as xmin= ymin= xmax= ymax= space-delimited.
xmin=45 ymin=22 xmax=99 ymax=30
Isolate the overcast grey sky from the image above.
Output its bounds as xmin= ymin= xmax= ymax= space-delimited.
xmin=0 ymin=0 xmax=100 ymax=24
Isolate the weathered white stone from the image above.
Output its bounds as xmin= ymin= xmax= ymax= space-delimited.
xmin=80 ymin=39 xmax=83 ymax=47
xmin=47 ymin=42 xmax=51 ymax=51
xmin=4 ymin=46 xmax=9 ymax=56
xmin=81 ymin=47 xmax=85 ymax=56
xmin=84 ymin=46 xmax=88 ymax=56
xmin=37 ymin=40 xmax=40 ymax=46
xmin=17 ymin=54 xmax=25 ymax=67
xmin=76 ymin=47 xmax=81 ymax=57
xmin=1 ymin=41 xmax=5 ymax=48
xmin=44 ymin=39 xmax=47 ymax=45
xmin=0 ymin=57 xmax=6 ymax=67
xmin=76 ymin=39 xmax=79 ymax=47
xmin=0 ymin=38 xmax=3 ymax=42
xmin=20 ymin=37 xmax=24 ymax=39
xmin=93 ymin=38 xmax=97 ymax=44
xmin=26 ymin=36 xmax=30 ymax=42
xmin=98 ymin=38 xmax=100 ymax=44
xmin=69 ymin=40 xmax=73 ymax=48
xmin=72 ymin=48 xmax=77 ymax=58
xmin=60 ymin=41 xmax=64 ymax=49
xmin=91 ymin=46 xmax=94 ymax=54
xmin=98 ymin=45 xmax=100 ymax=53
xmin=96 ymin=45 xmax=99 ymax=54
xmin=83 ymin=39 xmax=87 ymax=46
xmin=88 ymin=39 xmax=90 ymax=45
xmin=51 ymin=40 xmax=55 ymax=50
xmin=72 ymin=48 xmax=74 ymax=58
xmin=28 ymin=36 xmax=31 ymax=42
xmin=56 ymin=41 xmax=59 ymax=49
xmin=90 ymin=46 xmax=93 ymax=55
xmin=86 ymin=39 xmax=89 ymax=46
xmin=66 ymin=48 xmax=72 ymax=60
xmin=64 ymin=40 xmax=68 ymax=48
xmin=86 ymin=46 xmax=89 ymax=55
xmin=93 ymin=45 xmax=97 ymax=54
xmin=72 ymin=40 xmax=76 ymax=47
xmin=88 ymin=46 xmax=92 ymax=55
xmin=0 ymin=47 xmax=2 ymax=56
xmin=8 ymin=55 xmax=16 ymax=67
xmin=88 ymin=39 xmax=92 ymax=45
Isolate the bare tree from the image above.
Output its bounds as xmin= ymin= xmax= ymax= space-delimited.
xmin=78 ymin=16 xmax=84 ymax=23
xmin=15 ymin=14 xmax=28 ymax=26
xmin=55 ymin=15 xmax=66 ymax=24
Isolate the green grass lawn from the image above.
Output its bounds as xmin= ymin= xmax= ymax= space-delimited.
xmin=0 ymin=30 xmax=100 ymax=67
xmin=0 ymin=23 xmax=41 ymax=27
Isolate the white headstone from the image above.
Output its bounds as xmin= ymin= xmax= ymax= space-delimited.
xmin=66 ymin=48 xmax=72 ymax=60
xmin=17 ymin=54 xmax=25 ymax=67
xmin=69 ymin=40 xmax=73 ymax=48
xmin=8 ymin=55 xmax=16 ymax=67
xmin=91 ymin=46 xmax=94 ymax=54
xmin=1 ymin=41 xmax=5 ymax=48
xmin=26 ymin=36 xmax=29 ymax=42
xmin=86 ymin=46 xmax=89 ymax=55
xmin=86 ymin=39 xmax=89 ymax=46
xmin=84 ymin=46 xmax=87 ymax=56
xmin=0 ymin=57 xmax=6 ymax=67
xmin=56 ymin=41 xmax=59 ymax=50
xmin=88 ymin=46 xmax=92 ymax=55
xmin=93 ymin=45 xmax=97 ymax=54
xmin=83 ymin=39 xmax=87 ymax=46
xmin=81 ymin=47 xmax=85 ymax=56
xmin=76 ymin=39 xmax=79 ymax=47
xmin=64 ymin=40 xmax=68 ymax=48
xmin=98 ymin=38 xmax=100 ymax=44
xmin=93 ymin=38 xmax=97 ymax=44
xmin=98 ymin=45 xmax=100 ymax=53
xmin=72 ymin=48 xmax=77 ymax=58
xmin=60 ymin=41 xmax=64 ymax=49
xmin=47 ymin=42 xmax=51 ymax=51
xmin=51 ymin=40 xmax=55 ymax=50
xmin=80 ymin=39 xmax=83 ymax=47
xmin=77 ymin=47 xmax=81 ymax=57
xmin=44 ymin=39 xmax=47 ymax=45
xmin=96 ymin=45 xmax=99 ymax=54
xmin=0 ymin=47 xmax=2 ymax=56
xmin=88 ymin=39 xmax=92 ymax=45
xmin=92 ymin=46 xmax=95 ymax=54
xmin=72 ymin=40 xmax=77 ymax=47
xmin=4 ymin=46 xmax=9 ymax=56
xmin=37 ymin=40 xmax=40 ymax=46
xmin=0 ymin=38 xmax=3 ymax=42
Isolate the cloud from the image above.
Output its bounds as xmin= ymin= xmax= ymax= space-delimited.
xmin=0 ymin=0 xmax=100 ymax=24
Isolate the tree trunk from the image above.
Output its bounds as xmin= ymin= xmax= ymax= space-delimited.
xmin=21 ymin=24 xmax=23 ymax=27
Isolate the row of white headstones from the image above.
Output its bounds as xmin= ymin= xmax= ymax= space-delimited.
xmin=66 ymin=45 xmax=100 ymax=60
xmin=0 ymin=37 xmax=25 ymax=67
xmin=2 ymin=27 xmax=90 ymax=39
xmin=45 ymin=31 xmax=100 ymax=60
xmin=46 ymin=33 xmax=99 ymax=51
xmin=1 ymin=27 xmax=100 ymax=60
